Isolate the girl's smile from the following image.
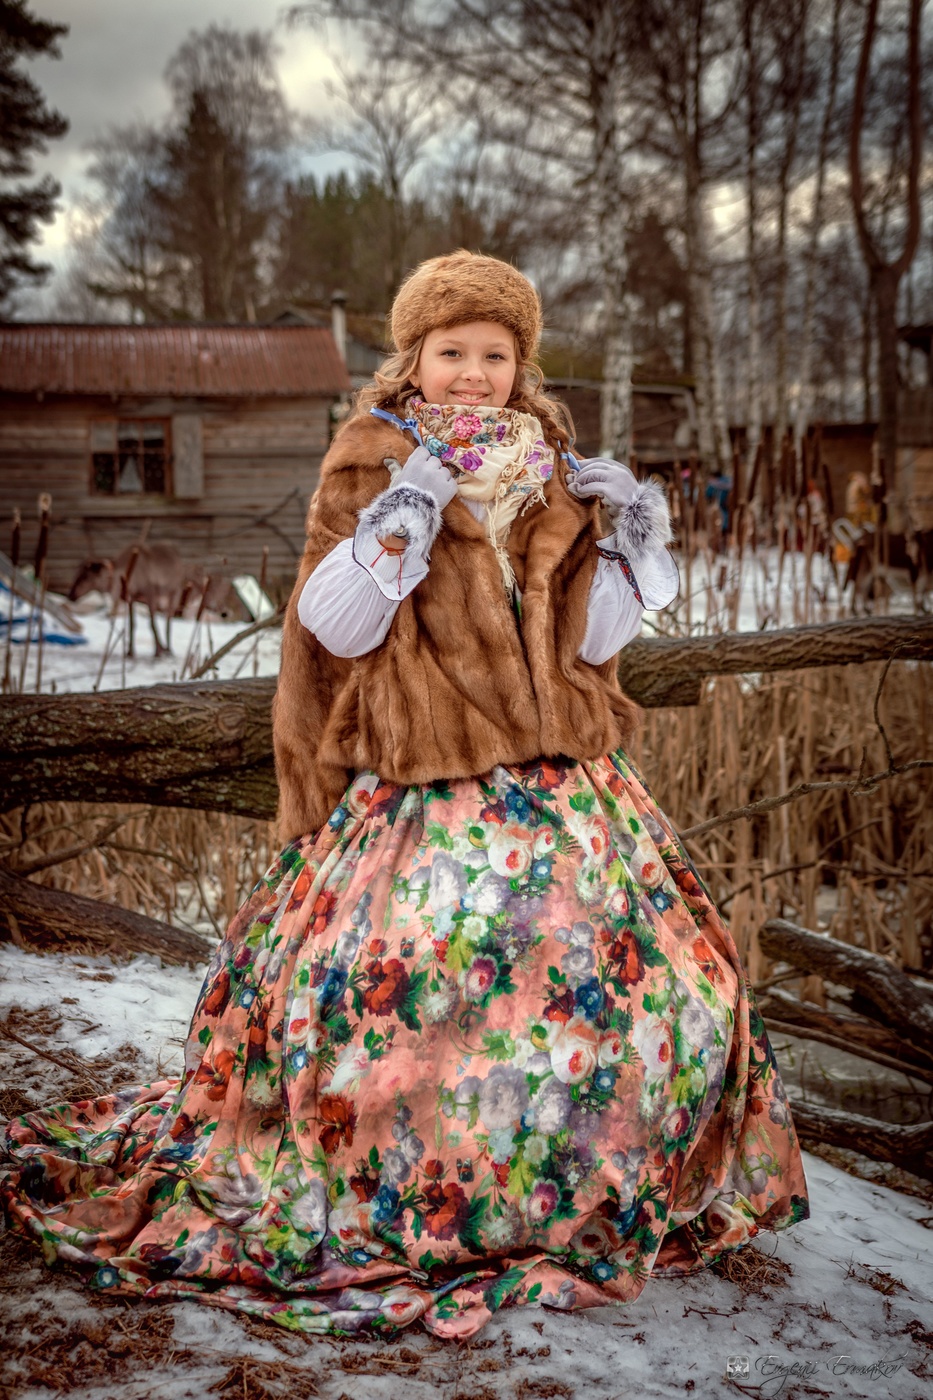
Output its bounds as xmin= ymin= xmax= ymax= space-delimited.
xmin=411 ymin=321 xmax=517 ymax=409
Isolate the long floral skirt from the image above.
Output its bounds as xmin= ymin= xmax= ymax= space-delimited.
xmin=2 ymin=751 xmax=808 ymax=1339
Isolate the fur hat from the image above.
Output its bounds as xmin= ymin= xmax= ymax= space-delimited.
xmin=388 ymin=249 xmax=543 ymax=362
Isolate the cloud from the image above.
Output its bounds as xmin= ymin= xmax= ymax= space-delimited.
xmin=21 ymin=0 xmax=345 ymax=268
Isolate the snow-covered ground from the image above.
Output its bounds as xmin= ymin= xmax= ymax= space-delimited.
xmin=1 ymin=944 xmax=931 ymax=1400
xmin=5 ymin=544 xmax=914 ymax=697
xmin=2 ymin=589 xmax=283 ymax=696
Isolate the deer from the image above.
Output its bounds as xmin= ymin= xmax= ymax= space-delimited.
xmin=68 ymin=542 xmax=225 ymax=658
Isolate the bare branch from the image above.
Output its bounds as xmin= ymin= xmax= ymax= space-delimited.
xmin=680 ymin=759 xmax=933 ymax=842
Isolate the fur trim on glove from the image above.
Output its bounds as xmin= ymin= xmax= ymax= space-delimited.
xmin=611 ymin=479 xmax=673 ymax=564
xmin=358 ymin=482 xmax=443 ymax=557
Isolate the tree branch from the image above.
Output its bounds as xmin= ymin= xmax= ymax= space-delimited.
xmin=759 ymin=917 xmax=933 ymax=1050
xmin=679 ymin=759 xmax=933 ymax=841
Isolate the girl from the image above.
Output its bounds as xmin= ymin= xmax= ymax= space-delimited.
xmin=3 ymin=251 xmax=807 ymax=1341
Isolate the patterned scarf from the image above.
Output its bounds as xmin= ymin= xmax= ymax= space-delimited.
xmin=407 ymin=396 xmax=554 ymax=591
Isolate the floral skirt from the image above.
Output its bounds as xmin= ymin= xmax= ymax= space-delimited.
xmin=2 ymin=752 xmax=808 ymax=1339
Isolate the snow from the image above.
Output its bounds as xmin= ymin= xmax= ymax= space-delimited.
xmin=1 ymin=945 xmax=931 ymax=1399
xmin=0 ymin=944 xmax=196 ymax=1079
xmin=6 ymin=595 xmax=282 ymax=695
xmin=8 ymin=544 xmax=916 ymax=697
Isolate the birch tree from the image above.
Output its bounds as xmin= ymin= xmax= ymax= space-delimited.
xmin=768 ymin=0 xmax=810 ymax=478
xmin=794 ymin=0 xmax=846 ymax=454
xmin=743 ymin=0 xmax=764 ymax=483
xmin=849 ymin=0 xmax=923 ymax=523
xmin=629 ymin=0 xmax=738 ymax=476
xmin=586 ymin=1 xmax=634 ymax=457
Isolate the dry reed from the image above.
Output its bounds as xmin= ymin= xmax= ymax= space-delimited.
xmin=631 ymin=661 xmax=933 ymax=979
xmin=1 ymin=803 xmax=278 ymax=945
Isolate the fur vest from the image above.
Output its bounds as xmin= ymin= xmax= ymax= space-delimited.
xmin=273 ymin=414 xmax=639 ymax=840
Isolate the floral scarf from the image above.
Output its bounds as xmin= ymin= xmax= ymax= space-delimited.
xmin=407 ymin=396 xmax=554 ymax=592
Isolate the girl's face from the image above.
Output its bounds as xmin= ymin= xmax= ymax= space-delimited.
xmin=411 ymin=321 xmax=517 ymax=409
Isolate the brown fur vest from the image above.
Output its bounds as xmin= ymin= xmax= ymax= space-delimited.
xmin=273 ymin=414 xmax=639 ymax=840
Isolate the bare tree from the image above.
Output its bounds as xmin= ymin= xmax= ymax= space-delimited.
xmin=159 ymin=26 xmax=292 ymax=321
xmin=629 ymin=0 xmax=740 ymax=476
xmin=72 ymin=26 xmax=291 ymax=323
xmin=794 ymin=0 xmax=846 ymax=453
xmin=743 ymin=0 xmax=765 ymax=482
xmin=768 ymin=0 xmax=810 ymax=476
xmin=581 ymin=0 xmax=634 ymax=457
xmin=81 ymin=124 xmax=189 ymax=321
xmin=308 ymin=53 xmax=438 ymax=303
xmin=849 ymin=0 xmax=923 ymax=524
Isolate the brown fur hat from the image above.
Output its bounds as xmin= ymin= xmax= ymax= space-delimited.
xmin=388 ymin=249 xmax=543 ymax=361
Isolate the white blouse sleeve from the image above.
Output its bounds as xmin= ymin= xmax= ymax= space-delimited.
xmin=578 ymin=534 xmax=680 ymax=666
xmin=300 ymin=497 xmax=678 ymax=666
xmin=579 ymin=554 xmax=645 ymax=663
xmin=297 ymin=522 xmax=430 ymax=659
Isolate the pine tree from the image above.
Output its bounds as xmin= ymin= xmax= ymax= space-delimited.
xmin=0 ymin=0 xmax=68 ymax=313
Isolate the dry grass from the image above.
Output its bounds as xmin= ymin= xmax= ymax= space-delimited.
xmin=632 ymin=661 xmax=933 ymax=978
xmin=0 ymin=1231 xmax=190 ymax=1397
xmin=0 ymin=804 xmax=277 ymax=947
xmin=709 ymin=1244 xmax=793 ymax=1298
xmin=210 ymin=1357 xmax=320 ymax=1399
xmin=844 ymin=1261 xmax=906 ymax=1295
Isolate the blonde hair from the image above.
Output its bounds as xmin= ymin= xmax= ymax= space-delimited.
xmin=352 ymin=334 xmax=576 ymax=456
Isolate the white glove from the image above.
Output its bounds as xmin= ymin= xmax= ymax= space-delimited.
xmin=392 ymin=445 xmax=458 ymax=510
xmin=566 ymin=457 xmax=639 ymax=523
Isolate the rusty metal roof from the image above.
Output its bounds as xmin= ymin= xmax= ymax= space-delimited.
xmin=0 ymin=324 xmax=351 ymax=398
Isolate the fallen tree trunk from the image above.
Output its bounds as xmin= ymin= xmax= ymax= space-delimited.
xmin=760 ymin=918 xmax=933 ymax=1053
xmin=760 ymin=986 xmax=933 ymax=1080
xmin=0 ymin=678 xmax=278 ymax=819
xmin=0 ymin=617 xmax=930 ymax=816
xmin=789 ymin=1100 xmax=933 ymax=1181
xmin=0 ymin=865 xmax=213 ymax=967
xmin=620 ymin=614 xmax=933 ymax=706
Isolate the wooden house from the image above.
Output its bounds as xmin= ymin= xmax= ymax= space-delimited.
xmin=545 ymin=377 xmax=696 ymax=465
xmin=0 ymin=324 xmax=350 ymax=595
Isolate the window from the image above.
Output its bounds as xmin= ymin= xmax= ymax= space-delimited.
xmin=91 ymin=419 xmax=169 ymax=495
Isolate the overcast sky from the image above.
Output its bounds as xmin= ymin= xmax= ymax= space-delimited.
xmin=24 ymin=1 xmax=344 ymax=279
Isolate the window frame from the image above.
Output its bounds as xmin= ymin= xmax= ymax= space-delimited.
xmin=89 ymin=416 xmax=173 ymax=498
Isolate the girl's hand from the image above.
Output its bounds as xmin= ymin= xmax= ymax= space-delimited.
xmin=395 ymin=445 xmax=458 ymax=509
xmin=567 ymin=458 xmax=639 ymax=519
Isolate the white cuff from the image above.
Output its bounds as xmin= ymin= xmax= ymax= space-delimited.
xmin=597 ymin=533 xmax=679 ymax=611
xmin=610 ymin=479 xmax=673 ymax=562
xmin=297 ymin=535 xmax=428 ymax=658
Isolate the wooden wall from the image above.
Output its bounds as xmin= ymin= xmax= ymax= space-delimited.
xmin=0 ymin=394 xmax=331 ymax=596
xmin=810 ymin=424 xmax=876 ymax=521
xmin=550 ymin=382 xmax=693 ymax=463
